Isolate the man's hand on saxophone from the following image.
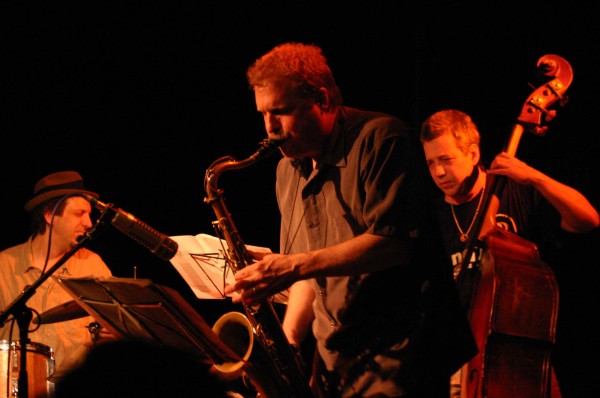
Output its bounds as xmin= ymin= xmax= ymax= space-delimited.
xmin=225 ymin=250 xmax=305 ymax=306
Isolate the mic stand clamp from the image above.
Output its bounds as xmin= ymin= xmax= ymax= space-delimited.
xmin=0 ymin=208 xmax=112 ymax=398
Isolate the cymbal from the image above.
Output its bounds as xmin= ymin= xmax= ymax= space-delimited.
xmin=33 ymin=300 xmax=88 ymax=324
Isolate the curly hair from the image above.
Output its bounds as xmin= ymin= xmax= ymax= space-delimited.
xmin=246 ymin=42 xmax=343 ymax=107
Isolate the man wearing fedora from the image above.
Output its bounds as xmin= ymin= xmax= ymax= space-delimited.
xmin=0 ymin=171 xmax=113 ymax=383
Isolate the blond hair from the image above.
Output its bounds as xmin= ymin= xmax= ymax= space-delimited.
xmin=420 ymin=109 xmax=480 ymax=154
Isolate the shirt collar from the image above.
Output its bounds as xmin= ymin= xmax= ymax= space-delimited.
xmin=291 ymin=106 xmax=355 ymax=175
xmin=21 ymin=238 xmax=39 ymax=274
xmin=21 ymin=237 xmax=71 ymax=276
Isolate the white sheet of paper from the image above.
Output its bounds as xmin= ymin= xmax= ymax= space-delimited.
xmin=168 ymin=233 xmax=288 ymax=304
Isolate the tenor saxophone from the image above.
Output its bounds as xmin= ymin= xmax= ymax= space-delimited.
xmin=204 ymin=139 xmax=314 ymax=398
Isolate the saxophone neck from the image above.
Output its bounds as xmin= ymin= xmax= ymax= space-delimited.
xmin=204 ymin=139 xmax=283 ymax=200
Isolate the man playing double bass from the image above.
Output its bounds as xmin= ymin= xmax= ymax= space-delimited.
xmin=419 ymin=109 xmax=599 ymax=397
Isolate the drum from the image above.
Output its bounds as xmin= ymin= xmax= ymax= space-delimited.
xmin=0 ymin=340 xmax=55 ymax=398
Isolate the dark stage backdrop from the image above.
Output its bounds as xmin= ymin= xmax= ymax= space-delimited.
xmin=2 ymin=2 xmax=599 ymax=395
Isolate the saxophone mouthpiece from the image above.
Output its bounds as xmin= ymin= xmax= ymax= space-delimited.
xmin=268 ymin=137 xmax=285 ymax=146
xmin=252 ymin=138 xmax=284 ymax=161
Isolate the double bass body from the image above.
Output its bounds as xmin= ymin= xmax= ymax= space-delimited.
xmin=462 ymin=227 xmax=559 ymax=397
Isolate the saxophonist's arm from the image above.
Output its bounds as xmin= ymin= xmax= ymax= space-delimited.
xmin=226 ymin=234 xmax=413 ymax=306
xmin=283 ymin=280 xmax=315 ymax=347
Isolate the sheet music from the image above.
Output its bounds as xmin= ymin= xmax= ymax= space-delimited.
xmin=169 ymin=233 xmax=288 ymax=304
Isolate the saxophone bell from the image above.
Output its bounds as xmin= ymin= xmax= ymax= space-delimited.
xmin=212 ymin=311 xmax=290 ymax=398
xmin=212 ymin=312 xmax=254 ymax=374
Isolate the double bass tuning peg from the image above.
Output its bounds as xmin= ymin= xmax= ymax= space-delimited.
xmin=531 ymin=125 xmax=549 ymax=136
xmin=559 ymin=95 xmax=569 ymax=107
xmin=543 ymin=109 xmax=557 ymax=123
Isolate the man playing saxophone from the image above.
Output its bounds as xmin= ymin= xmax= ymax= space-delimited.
xmin=225 ymin=42 xmax=476 ymax=397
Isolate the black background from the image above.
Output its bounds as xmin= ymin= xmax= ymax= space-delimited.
xmin=2 ymin=2 xmax=599 ymax=395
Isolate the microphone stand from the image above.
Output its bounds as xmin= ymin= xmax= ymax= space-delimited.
xmin=0 ymin=208 xmax=113 ymax=398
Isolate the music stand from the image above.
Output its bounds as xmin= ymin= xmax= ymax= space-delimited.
xmin=55 ymin=276 xmax=240 ymax=366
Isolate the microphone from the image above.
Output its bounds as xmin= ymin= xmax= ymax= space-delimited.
xmin=85 ymin=195 xmax=178 ymax=261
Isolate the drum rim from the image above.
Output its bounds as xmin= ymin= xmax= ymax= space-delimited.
xmin=0 ymin=340 xmax=53 ymax=356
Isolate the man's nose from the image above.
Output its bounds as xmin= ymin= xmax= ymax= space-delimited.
xmin=265 ymin=114 xmax=280 ymax=133
xmin=434 ymin=164 xmax=446 ymax=177
xmin=83 ymin=214 xmax=93 ymax=228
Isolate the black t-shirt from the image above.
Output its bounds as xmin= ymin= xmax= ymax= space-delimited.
xmin=435 ymin=177 xmax=561 ymax=276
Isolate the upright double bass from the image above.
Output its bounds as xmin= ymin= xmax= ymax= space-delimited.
xmin=457 ymin=54 xmax=573 ymax=398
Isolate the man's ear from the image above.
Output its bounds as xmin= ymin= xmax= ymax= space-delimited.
xmin=43 ymin=208 xmax=54 ymax=225
xmin=470 ymin=143 xmax=481 ymax=165
xmin=317 ymin=87 xmax=329 ymax=110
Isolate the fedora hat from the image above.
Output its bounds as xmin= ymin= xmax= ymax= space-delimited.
xmin=24 ymin=171 xmax=99 ymax=212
